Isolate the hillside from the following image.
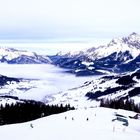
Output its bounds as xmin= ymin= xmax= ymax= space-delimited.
xmin=0 ymin=107 xmax=140 ymax=140
xmin=45 ymin=70 xmax=140 ymax=108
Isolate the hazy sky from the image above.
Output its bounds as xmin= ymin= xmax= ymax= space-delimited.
xmin=0 ymin=0 xmax=140 ymax=42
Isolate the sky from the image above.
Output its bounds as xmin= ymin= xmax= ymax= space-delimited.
xmin=0 ymin=0 xmax=140 ymax=42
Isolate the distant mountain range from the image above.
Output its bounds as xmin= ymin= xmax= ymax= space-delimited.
xmin=0 ymin=47 xmax=51 ymax=64
xmin=50 ymin=32 xmax=140 ymax=76
xmin=0 ymin=32 xmax=140 ymax=75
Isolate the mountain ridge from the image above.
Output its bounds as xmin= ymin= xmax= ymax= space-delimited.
xmin=50 ymin=33 xmax=140 ymax=76
xmin=0 ymin=46 xmax=51 ymax=64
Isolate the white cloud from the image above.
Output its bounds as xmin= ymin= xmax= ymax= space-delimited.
xmin=0 ymin=0 xmax=140 ymax=40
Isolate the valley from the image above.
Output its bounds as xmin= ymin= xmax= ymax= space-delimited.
xmin=0 ymin=64 xmax=98 ymax=103
xmin=0 ymin=33 xmax=140 ymax=139
xmin=0 ymin=0 xmax=140 ymax=139
xmin=0 ymin=33 xmax=140 ymax=108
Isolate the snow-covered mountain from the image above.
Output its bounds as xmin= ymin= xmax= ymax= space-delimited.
xmin=50 ymin=33 xmax=140 ymax=76
xmin=45 ymin=70 xmax=140 ymax=108
xmin=85 ymin=32 xmax=140 ymax=60
xmin=0 ymin=47 xmax=51 ymax=64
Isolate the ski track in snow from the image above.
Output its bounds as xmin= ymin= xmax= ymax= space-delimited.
xmin=0 ymin=107 xmax=140 ymax=140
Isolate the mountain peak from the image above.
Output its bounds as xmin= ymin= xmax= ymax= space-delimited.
xmin=120 ymin=32 xmax=140 ymax=49
xmin=85 ymin=32 xmax=140 ymax=60
xmin=129 ymin=32 xmax=139 ymax=36
xmin=124 ymin=32 xmax=140 ymax=40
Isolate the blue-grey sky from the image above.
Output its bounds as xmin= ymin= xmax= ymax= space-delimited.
xmin=0 ymin=0 xmax=140 ymax=42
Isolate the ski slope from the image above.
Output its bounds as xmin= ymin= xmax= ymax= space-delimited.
xmin=0 ymin=107 xmax=140 ymax=140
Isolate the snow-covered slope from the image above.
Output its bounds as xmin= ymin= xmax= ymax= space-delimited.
xmin=0 ymin=107 xmax=140 ymax=140
xmin=45 ymin=70 xmax=140 ymax=108
xmin=51 ymin=33 xmax=140 ymax=75
xmin=85 ymin=32 xmax=140 ymax=60
xmin=0 ymin=47 xmax=51 ymax=64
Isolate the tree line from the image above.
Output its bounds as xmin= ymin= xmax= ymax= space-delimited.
xmin=100 ymin=98 xmax=140 ymax=113
xmin=0 ymin=100 xmax=74 ymax=125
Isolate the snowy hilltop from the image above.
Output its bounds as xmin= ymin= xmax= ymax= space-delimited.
xmin=0 ymin=47 xmax=51 ymax=64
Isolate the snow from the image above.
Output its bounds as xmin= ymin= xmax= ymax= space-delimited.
xmin=45 ymin=77 xmax=109 ymax=108
xmin=0 ymin=46 xmax=35 ymax=60
xmin=89 ymin=40 xmax=140 ymax=59
xmin=46 ymin=78 xmax=101 ymax=108
xmin=65 ymin=33 xmax=140 ymax=62
xmin=81 ymin=61 xmax=94 ymax=66
xmin=46 ymin=72 xmax=140 ymax=108
xmin=0 ymin=98 xmax=22 ymax=106
xmin=96 ymin=69 xmax=112 ymax=74
xmin=88 ymin=66 xmax=95 ymax=70
xmin=0 ymin=107 xmax=140 ymax=140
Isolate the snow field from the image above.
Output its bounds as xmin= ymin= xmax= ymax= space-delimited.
xmin=0 ymin=107 xmax=140 ymax=140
